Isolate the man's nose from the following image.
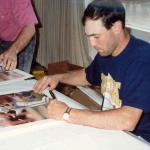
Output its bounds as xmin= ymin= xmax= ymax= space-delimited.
xmin=89 ymin=37 xmax=97 ymax=48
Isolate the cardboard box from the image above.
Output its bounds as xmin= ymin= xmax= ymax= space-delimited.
xmin=69 ymin=88 xmax=101 ymax=110
xmin=48 ymin=60 xmax=83 ymax=75
xmin=48 ymin=60 xmax=101 ymax=110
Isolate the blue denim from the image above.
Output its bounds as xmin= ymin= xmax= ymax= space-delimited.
xmin=0 ymin=35 xmax=36 ymax=73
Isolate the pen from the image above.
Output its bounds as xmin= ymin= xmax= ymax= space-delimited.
xmin=49 ymin=90 xmax=56 ymax=99
xmin=100 ymin=94 xmax=104 ymax=111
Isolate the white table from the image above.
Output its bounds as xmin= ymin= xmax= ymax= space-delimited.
xmin=0 ymin=80 xmax=149 ymax=150
xmin=0 ymin=119 xmax=149 ymax=150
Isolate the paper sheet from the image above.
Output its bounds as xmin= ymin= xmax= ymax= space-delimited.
xmin=0 ymin=69 xmax=33 ymax=85
xmin=0 ymin=79 xmax=36 ymax=95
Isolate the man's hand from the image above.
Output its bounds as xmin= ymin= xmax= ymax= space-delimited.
xmin=0 ymin=49 xmax=17 ymax=71
xmin=0 ymin=25 xmax=36 ymax=71
xmin=33 ymin=69 xmax=90 ymax=94
xmin=47 ymin=100 xmax=68 ymax=120
xmin=33 ymin=75 xmax=61 ymax=93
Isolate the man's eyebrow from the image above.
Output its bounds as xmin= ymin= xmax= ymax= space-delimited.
xmin=85 ymin=33 xmax=100 ymax=37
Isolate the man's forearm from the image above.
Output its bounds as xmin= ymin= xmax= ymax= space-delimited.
xmin=69 ymin=106 xmax=142 ymax=131
xmin=8 ymin=24 xmax=36 ymax=54
xmin=58 ymin=69 xmax=90 ymax=86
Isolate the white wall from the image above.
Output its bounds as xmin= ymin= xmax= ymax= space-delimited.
xmin=131 ymin=29 xmax=150 ymax=43
xmin=84 ymin=0 xmax=92 ymax=8
xmin=124 ymin=0 xmax=150 ymax=42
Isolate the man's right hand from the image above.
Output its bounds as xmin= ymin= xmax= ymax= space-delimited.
xmin=0 ymin=49 xmax=17 ymax=71
xmin=33 ymin=75 xmax=61 ymax=94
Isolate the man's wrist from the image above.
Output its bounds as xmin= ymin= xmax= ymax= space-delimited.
xmin=8 ymin=46 xmax=19 ymax=55
xmin=62 ymin=107 xmax=72 ymax=121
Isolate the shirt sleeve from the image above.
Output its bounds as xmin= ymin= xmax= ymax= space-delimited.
xmin=12 ymin=0 xmax=38 ymax=27
xmin=121 ymin=61 xmax=150 ymax=113
xmin=85 ymin=54 xmax=102 ymax=86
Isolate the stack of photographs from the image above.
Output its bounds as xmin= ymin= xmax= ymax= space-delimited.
xmin=0 ymin=91 xmax=50 ymax=127
xmin=0 ymin=69 xmax=33 ymax=85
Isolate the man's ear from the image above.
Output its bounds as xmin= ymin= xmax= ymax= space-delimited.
xmin=112 ymin=21 xmax=122 ymax=34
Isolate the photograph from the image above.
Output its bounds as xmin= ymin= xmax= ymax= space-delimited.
xmin=0 ymin=69 xmax=33 ymax=85
xmin=0 ymin=91 xmax=49 ymax=126
xmin=0 ymin=70 xmax=24 ymax=81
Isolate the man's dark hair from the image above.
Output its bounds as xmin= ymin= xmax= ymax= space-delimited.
xmin=82 ymin=0 xmax=125 ymax=29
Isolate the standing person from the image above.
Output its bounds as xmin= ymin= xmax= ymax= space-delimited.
xmin=33 ymin=0 xmax=150 ymax=142
xmin=0 ymin=0 xmax=38 ymax=72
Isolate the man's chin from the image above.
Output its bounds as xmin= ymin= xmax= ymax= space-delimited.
xmin=98 ymin=52 xmax=109 ymax=57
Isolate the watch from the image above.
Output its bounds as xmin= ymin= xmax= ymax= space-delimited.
xmin=62 ymin=107 xmax=72 ymax=121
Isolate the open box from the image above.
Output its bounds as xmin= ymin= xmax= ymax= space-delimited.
xmin=48 ymin=60 xmax=101 ymax=110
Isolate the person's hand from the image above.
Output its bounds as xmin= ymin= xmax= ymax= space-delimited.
xmin=33 ymin=75 xmax=61 ymax=94
xmin=47 ymin=100 xmax=68 ymax=120
xmin=0 ymin=49 xmax=17 ymax=71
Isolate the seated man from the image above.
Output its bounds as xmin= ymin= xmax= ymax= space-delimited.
xmin=0 ymin=0 xmax=38 ymax=72
xmin=33 ymin=0 xmax=150 ymax=143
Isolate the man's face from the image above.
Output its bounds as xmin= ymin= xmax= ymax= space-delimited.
xmin=84 ymin=19 xmax=119 ymax=56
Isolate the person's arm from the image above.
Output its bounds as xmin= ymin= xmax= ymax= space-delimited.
xmin=0 ymin=24 xmax=35 ymax=70
xmin=8 ymin=24 xmax=35 ymax=54
xmin=47 ymin=100 xmax=143 ymax=131
xmin=69 ymin=106 xmax=142 ymax=131
xmin=57 ymin=69 xmax=90 ymax=86
xmin=33 ymin=69 xmax=91 ymax=93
